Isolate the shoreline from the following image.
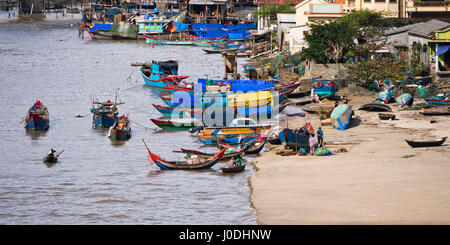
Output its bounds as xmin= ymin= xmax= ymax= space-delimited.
xmin=250 ymin=94 xmax=450 ymax=224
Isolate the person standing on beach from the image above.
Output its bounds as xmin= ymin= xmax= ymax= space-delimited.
xmin=309 ymin=134 xmax=316 ymax=155
xmin=317 ymin=127 xmax=324 ymax=147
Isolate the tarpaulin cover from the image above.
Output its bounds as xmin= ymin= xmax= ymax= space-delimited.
xmin=192 ymin=23 xmax=256 ymax=31
xmin=196 ymin=79 xmax=273 ymax=92
xmin=89 ymin=24 xmax=112 ymax=32
xmin=194 ymin=30 xmax=251 ymax=40
xmin=231 ymin=80 xmax=274 ymax=92
xmin=396 ymin=93 xmax=413 ymax=108
xmin=109 ymin=24 xmax=138 ymax=39
xmin=224 ymin=23 xmax=256 ymax=31
xmin=436 ymin=44 xmax=450 ymax=56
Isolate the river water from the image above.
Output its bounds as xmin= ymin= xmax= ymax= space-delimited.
xmin=0 ymin=12 xmax=258 ymax=224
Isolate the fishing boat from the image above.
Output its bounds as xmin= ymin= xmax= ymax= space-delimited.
xmin=150 ymin=118 xmax=198 ymax=130
xmin=144 ymin=34 xmax=193 ymax=45
xmin=25 ymin=100 xmax=49 ymax=130
xmin=424 ymin=96 xmax=449 ymax=106
xmin=330 ymin=104 xmax=353 ymax=130
xmin=304 ymin=102 xmax=335 ymax=114
xmin=202 ymin=48 xmax=225 ymax=54
xmin=160 ymin=89 xmax=294 ymax=109
xmin=420 ymin=106 xmax=450 ymax=116
xmin=108 ymin=115 xmax=132 ymax=140
xmin=218 ymin=137 xmax=266 ymax=154
xmin=378 ymin=113 xmax=396 ymax=120
xmin=191 ymin=35 xmax=228 ymax=47
xmin=359 ymin=103 xmax=392 ymax=112
xmin=143 ymin=139 xmax=226 ymax=170
xmin=199 ymin=118 xmax=272 ymax=139
xmin=221 ymin=158 xmax=247 ymax=173
xmin=312 ymin=79 xmax=338 ymax=97
xmin=43 ymin=150 xmax=64 ymax=163
xmin=179 ymin=140 xmax=251 ymax=159
xmin=200 ymin=133 xmax=259 ymax=145
xmin=91 ymin=99 xmax=123 ymax=128
xmin=152 ymin=104 xmax=188 ymax=118
xmin=405 ymin=137 xmax=447 ymax=148
xmin=140 ymin=60 xmax=189 ymax=88
xmin=81 ymin=23 xmax=139 ymax=40
xmin=278 ymin=128 xmax=310 ymax=149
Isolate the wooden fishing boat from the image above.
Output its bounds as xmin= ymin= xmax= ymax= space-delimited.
xmin=143 ymin=140 xmax=226 ymax=170
xmin=268 ymin=136 xmax=282 ymax=145
xmin=424 ymin=96 xmax=449 ymax=106
xmin=405 ymin=137 xmax=447 ymax=148
xmin=202 ymin=48 xmax=226 ymax=54
xmin=140 ymin=60 xmax=189 ymax=88
xmin=219 ymin=138 xmax=266 ymax=154
xmin=312 ymin=80 xmax=338 ymax=97
xmin=191 ymin=35 xmax=228 ymax=47
xmin=91 ymin=99 xmax=123 ymax=128
xmin=359 ymin=103 xmax=392 ymax=112
xmin=143 ymin=34 xmax=193 ymax=45
xmin=43 ymin=150 xmax=64 ymax=163
xmin=304 ymin=102 xmax=335 ymax=114
xmin=150 ymin=118 xmax=198 ymax=130
xmin=152 ymin=104 xmax=188 ymax=118
xmin=108 ymin=115 xmax=132 ymax=140
xmin=199 ymin=118 xmax=272 ymax=139
xmin=378 ymin=113 xmax=396 ymax=120
xmin=221 ymin=163 xmax=246 ymax=173
xmin=420 ymin=106 xmax=450 ymax=116
xmin=25 ymin=100 xmax=49 ymax=130
xmin=160 ymin=89 xmax=294 ymax=109
xmin=200 ymin=133 xmax=259 ymax=145
xmin=330 ymin=104 xmax=353 ymax=131
xmin=179 ymin=141 xmax=249 ymax=159
xmin=279 ymin=128 xmax=309 ymax=149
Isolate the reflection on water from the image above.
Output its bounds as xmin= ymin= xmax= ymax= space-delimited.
xmin=0 ymin=13 xmax=257 ymax=224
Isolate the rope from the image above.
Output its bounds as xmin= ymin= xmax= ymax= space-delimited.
xmin=130 ymin=119 xmax=153 ymax=130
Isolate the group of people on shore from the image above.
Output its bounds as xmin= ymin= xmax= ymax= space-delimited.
xmin=308 ymin=127 xmax=324 ymax=155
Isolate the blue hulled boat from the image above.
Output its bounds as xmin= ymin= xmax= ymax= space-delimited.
xmin=330 ymin=104 xmax=353 ymax=130
xmin=25 ymin=100 xmax=50 ymax=130
xmin=91 ymin=100 xmax=123 ymax=128
xmin=140 ymin=60 xmax=189 ymax=88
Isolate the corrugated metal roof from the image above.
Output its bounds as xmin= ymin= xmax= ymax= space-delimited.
xmin=386 ymin=19 xmax=450 ymax=38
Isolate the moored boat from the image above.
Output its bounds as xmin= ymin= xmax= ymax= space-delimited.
xmin=143 ymin=139 xmax=226 ymax=170
xmin=150 ymin=118 xmax=198 ymax=130
xmin=25 ymin=100 xmax=50 ymax=130
xmin=221 ymin=160 xmax=246 ymax=173
xmin=91 ymin=99 xmax=123 ymax=128
xmin=108 ymin=115 xmax=132 ymax=140
xmin=140 ymin=60 xmax=189 ymax=88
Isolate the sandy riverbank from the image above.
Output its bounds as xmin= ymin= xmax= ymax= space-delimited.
xmin=250 ymin=93 xmax=450 ymax=224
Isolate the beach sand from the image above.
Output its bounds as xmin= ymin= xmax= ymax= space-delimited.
xmin=250 ymin=93 xmax=450 ymax=224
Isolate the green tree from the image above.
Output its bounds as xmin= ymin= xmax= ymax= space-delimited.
xmin=302 ymin=20 xmax=356 ymax=67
